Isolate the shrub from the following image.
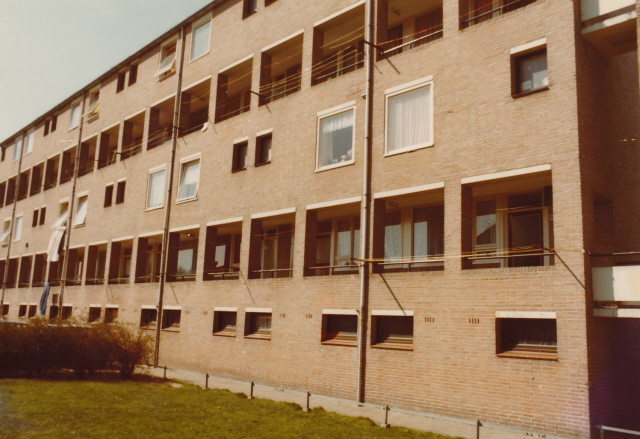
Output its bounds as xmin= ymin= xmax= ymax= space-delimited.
xmin=104 ymin=323 xmax=152 ymax=377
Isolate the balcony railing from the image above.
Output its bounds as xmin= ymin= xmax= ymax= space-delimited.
xmin=460 ymin=0 xmax=537 ymax=29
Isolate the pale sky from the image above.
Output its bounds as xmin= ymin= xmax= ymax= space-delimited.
xmin=0 ymin=0 xmax=213 ymax=144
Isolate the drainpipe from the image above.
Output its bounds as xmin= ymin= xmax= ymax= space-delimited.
xmin=154 ymin=26 xmax=186 ymax=367
xmin=357 ymin=0 xmax=375 ymax=404
xmin=59 ymin=91 xmax=86 ymax=320
xmin=0 ymin=132 xmax=26 ymax=319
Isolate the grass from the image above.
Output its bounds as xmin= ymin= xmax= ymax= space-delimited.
xmin=0 ymin=375 xmax=460 ymax=439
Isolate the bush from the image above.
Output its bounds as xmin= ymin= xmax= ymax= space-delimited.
xmin=0 ymin=318 xmax=152 ymax=377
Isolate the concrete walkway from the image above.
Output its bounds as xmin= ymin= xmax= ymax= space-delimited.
xmin=147 ymin=366 xmax=538 ymax=439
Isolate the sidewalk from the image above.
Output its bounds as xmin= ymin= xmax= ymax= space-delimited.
xmin=147 ymin=366 xmax=538 ymax=439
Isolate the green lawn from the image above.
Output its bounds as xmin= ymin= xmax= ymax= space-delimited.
xmin=0 ymin=376 xmax=458 ymax=439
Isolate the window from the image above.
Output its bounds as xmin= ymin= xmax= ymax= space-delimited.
xmin=146 ymin=169 xmax=166 ymax=210
xmin=372 ymin=313 xmax=413 ymax=350
xmin=78 ymin=137 xmax=97 ymax=177
xmin=17 ymin=170 xmax=29 ymax=201
xmin=52 ymin=202 xmax=69 ymax=228
xmin=385 ymin=81 xmax=433 ymax=155
xmin=512 ymin=47 xmax=548 ymax=96
xmin=243 ymin=0 xmax=258 ymax=18
xmin=0 ymin=219 xmax=10 ymax=245
xmin=32 ymin=209 xmax=39 ymax=228
xmin=373 ymin=190 xmax=444 ymax=271
xmin=140 ymin=308 xmax=158 ymax=329
xmin=32 ymin=254 xmax=46 ymax=287
xmin=177 ymin=159 xmax=200 ymax=201
xmin=108 ymin=239 xmax=133 ymax=284
xmin=13 ymin=216 xmax=23 ymax=242
xmin=156 ymin=38 xmax=177 ymax=80
xmin=128 ymin=64 xmax=138 ymax=86
xmin=317 ymin=107 xmax=355 ymax=171
xmin=69 ymin=102 xmax=82 ymax=130
xmin=18 ymin=256 xmax=32 ymax=288
xmin=256 ymin=134 xmax=272 ymax=166
xmin=44 ymin=120 xmax=50 ymax=136
xmin=25 ymin=129 xmax=35 ymax=155
xmin=0 ymin=181 xmax=4 ymax=208
xmin=64 ymin=247 xmax=85 ymax=286
xmin=49 ymin=305 xmax=59 ymax=319
xmin=116 ymin=181 xmax=126 ymax=204
xmin=86 ymin=244 xmax=107 ymax=285
xmin=321 ymin=313 xmax=357 ymax=346
xmin=86 ymin=88 xmax=100 ymax=120
xmin=248 ymin=214 xmax=295 ymax=279
xmin=39 ymin=207 xmax=46 ymax=225
xmin=5 ymin=177 xmax=15 ymax=205
xmin=464 ymin=174 xmax=553 ymax=269
xmin=245 ymin=311 xmax=271 ymax=339
xmin=162 ymin=309 xmax=181 ymax=330
xmin=135 ymin=235 xmax=162 ymax=283
xmin=232 ymin=142 xmax=248 ymax=172
xmin=105 ymin=307 xmax=118 ymax=323
xmin=213 ymin=310 xmax=237 ymax=336
xmin=51 ymin=115 xmax=57 ymax=132
xmin=306 ymin=205 xmax=361 ymax=276
xmin=104 ymin=184 xmax=114 ymax=207
xmin=73 ymin=195 xmax=88 ymax=227
xmin=311 ymin=4 xmax=365 ymax=85
xmin=60 ymin=146 xmax=76 ymax=184
xmin=44 ymin=155 xmax=59 ymax=191
xmin=30 ymin=163 xmax=43 ymax=196
xmin=13 ymin=137 xmax=22 ymax=161
xmin=167 ymin=229 xmax=199 ymax=282
xmin=19 ymin=304 xmax=27 ymax=318
xmin=1 ymin=304 xmax=8 ymax=317
xmin=116 ymin=71 xmax=126 ymax=93
xmin=190 ymin=16 xmax=211 ymax=61
xmin=89 ymin=307 xmax=101 ymax=323
xmin=61 ymin=306 xmax=73 ymax=320
xmin=204 ymin=222 xmax=242 ymax=281
xmin=496 ymin=317 xmax=557 ymax=359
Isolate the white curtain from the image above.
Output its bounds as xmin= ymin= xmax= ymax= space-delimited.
xmin=387 ymin=86 xmax=430 ymax=153
xmin=70 ymin=104 xmax=81 ymax=129
xmin=319 ymin=110 xmax=353 ymax=168
xmin=147 ymin=170 xmax=165 ymax=208
xmin=177 ymin=249 xmax=195 ymax=274
xmin=52 ymin=205 xmax=69 ymax=228
xmin=26 ymin=131 xmax=34 ymax=154
xmin=47 ymin=228 xmax=66 ymax=262
xmin=191 ymin=21 xmax=211 ymax=60
xmin=335 ymin=219 xmax=352 ymax=264
xmin=178 ymin=161 xmax=200 ymax=200
xmin=73 ymin=197 xmax=88 ymax=226
xmin=384 ymin=211 xmax=402 ymax=260
xmin=13 ymin=217 xmax=22 ymax=241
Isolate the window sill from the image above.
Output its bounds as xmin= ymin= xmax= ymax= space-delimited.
xmin=315 ymin=160 xmax=355 ymax=173
xmin=321 ymin=339 xmax=357 ymax=347
xmin=176 ymin=196 xmax=198 ymax=205
xmin=68 ymin=126 xmax=78 ymax=132
xmin=255 ymin=160 xmax=271 ymax=167
xmin=145 ymin=205 xmax=164 ymax=212
xmin=73 ymin=224 xmax=85 ymax=228
xmin=213 ymin=331 xmax=236 ymax=337
xmin=384 ymin=143 xmax=433 ymax=158
xmin=512 ymin=86 xmax=549 ymax=99
xmin=242 ymin=11 xmax=257 ymax=19
xmin=244 ymin=333 xmax=271 ymax=340
xmin=371 ymin=342 xmax=413 ymax=351
xmin=497 ymin=351 xmax=557 ymax=361
xmin=232 ymin=167 xmax=247 ymax=174
xmin=157 ymin=71 xmax=176 ymax=82
xmin=87 ymin=115 xmax=99 ymax=123
xmin=162 ymin=327 xmax=180 ymax=332
xmin=189 ymin=51 xmax=210 ymax=64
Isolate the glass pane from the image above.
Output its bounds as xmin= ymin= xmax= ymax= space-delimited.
xmin=509 ymin=212 xmax=542 ymax=249
xmin=335 ymin=219 xmax=352 ymax=264
xmin=214 ymin=244 xmax=227 ymax=268
xmin=178 ymin=161 xmax=200 ymax=199
xmin=384 ymin=211 xmax=402 ymax=259
xmin=519 ymin=52 xmax=548 ymax=92
xmin=147 ymin=170 xmax=165 ymax=208
xmin=476 ymin=200 xmax=496 ymax=246
xmin=177 ymin=248 xmax=195 ymax=274
xmin=387 ymin=86 xmax=431 ymax=152
xmin=316 ymin=235 xmax=331 ymax=265
xmin=191 ymin=20 xmax=211 ymax=60
xmin=413 ymin=208 xmax=428 ymax=258
xmin=318 ymin=110 xmax=354 ymax=168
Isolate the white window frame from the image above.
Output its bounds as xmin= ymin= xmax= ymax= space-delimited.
xmin=13 ymin=137 xmax=22 ymax=162
xmin=25 ymin=129 xmax=35 ymax=155
xmin=69 ymin=101 xmax=82 ymax=130
xmin=316 ymin=102 xmax=356 ymax=172
xmin=1 ymin=218 xmax=11 ymax=243
xmin=86 ymin=86 xmax=100 ymax=120
xmin=52 ymin=201 xmax=70 ymax=228
xmin=189 ymin=14 xmax=212 ymax=63
xmin=13 ymin=215 xmax=23 ymax=242
xmin=176 ymin=155 xmax=201 ymax=203
xmin=73 ymin=194 xmax=89 ymax=227
xmin=146 ymin=166 xmax=167 ymax=211
xmin=156 ymin=36 xmax=179 ymax=80
xmin=384 ymin=77 xmax=434 ymax=156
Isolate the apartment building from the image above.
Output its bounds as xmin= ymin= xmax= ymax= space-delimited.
xmin=1 ymin=0 xmax=639 ymax=436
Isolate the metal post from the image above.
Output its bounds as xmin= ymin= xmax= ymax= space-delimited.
xmin=58 ymin=91 xmax=86 ymax=320
xmin=477 ymin=420 xmax=482 ymax=439
xmin=163 ymin=365 xmax=167 ymax=380
xmin=0 ymin=131 xmax=26 ymax=318
xmin=153 ymin=25 xmax=186 ymax=367
xmin=303 ymin=391 xmax=310 ymax=412
xmin=380 ymin=405 xmax=390 ymax=428
xmin=249 ymin=381 xmax=254 ymax=399
xmin=205 ymin=373 xmax=209 ymax=389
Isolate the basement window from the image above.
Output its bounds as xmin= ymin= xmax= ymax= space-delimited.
xmin=496 ymin=316 xmax=557 ymax=359
xmin=372 ymin=313 xmax=413 ymax=350
xmin=245 ymin=311 xmax=272 ymax=339
xmin=88 ymin=306 xmax=101 ymax=323
xmin=140 ymin=308 xmax=157 ymax=329
xmin=1 ymin=304 xmax=8 ymax=317
xmin=156 ymin=38 xmax=178 ymax=80
xmin=512 ymin=46 xmax=548 ymax=97
xmin=105 ymin=307 xmax=118 ymax=324
xmin=213 ymin=310 xmax=237 ymax=336
xmin=19 ymin=304 xmax=27 ymax=318
xmin=162 ymin=309 xmax=181 ymax=330
xmin=321 ymin=313 xmax=357 ymax=346
xmin=29 ymin=304 xmax=37 ymax=318
xmin=61 ymin=306 xmax=73 ymax=320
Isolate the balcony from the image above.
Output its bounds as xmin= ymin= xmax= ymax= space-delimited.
xmin=593 ymin=264 xmax=640 ymax=318
xmin=581 ymin=0 xmax=637 ymax=56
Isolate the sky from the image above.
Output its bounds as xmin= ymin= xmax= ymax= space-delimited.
xmin=0 ymin=0 xmax=213 ymax=144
